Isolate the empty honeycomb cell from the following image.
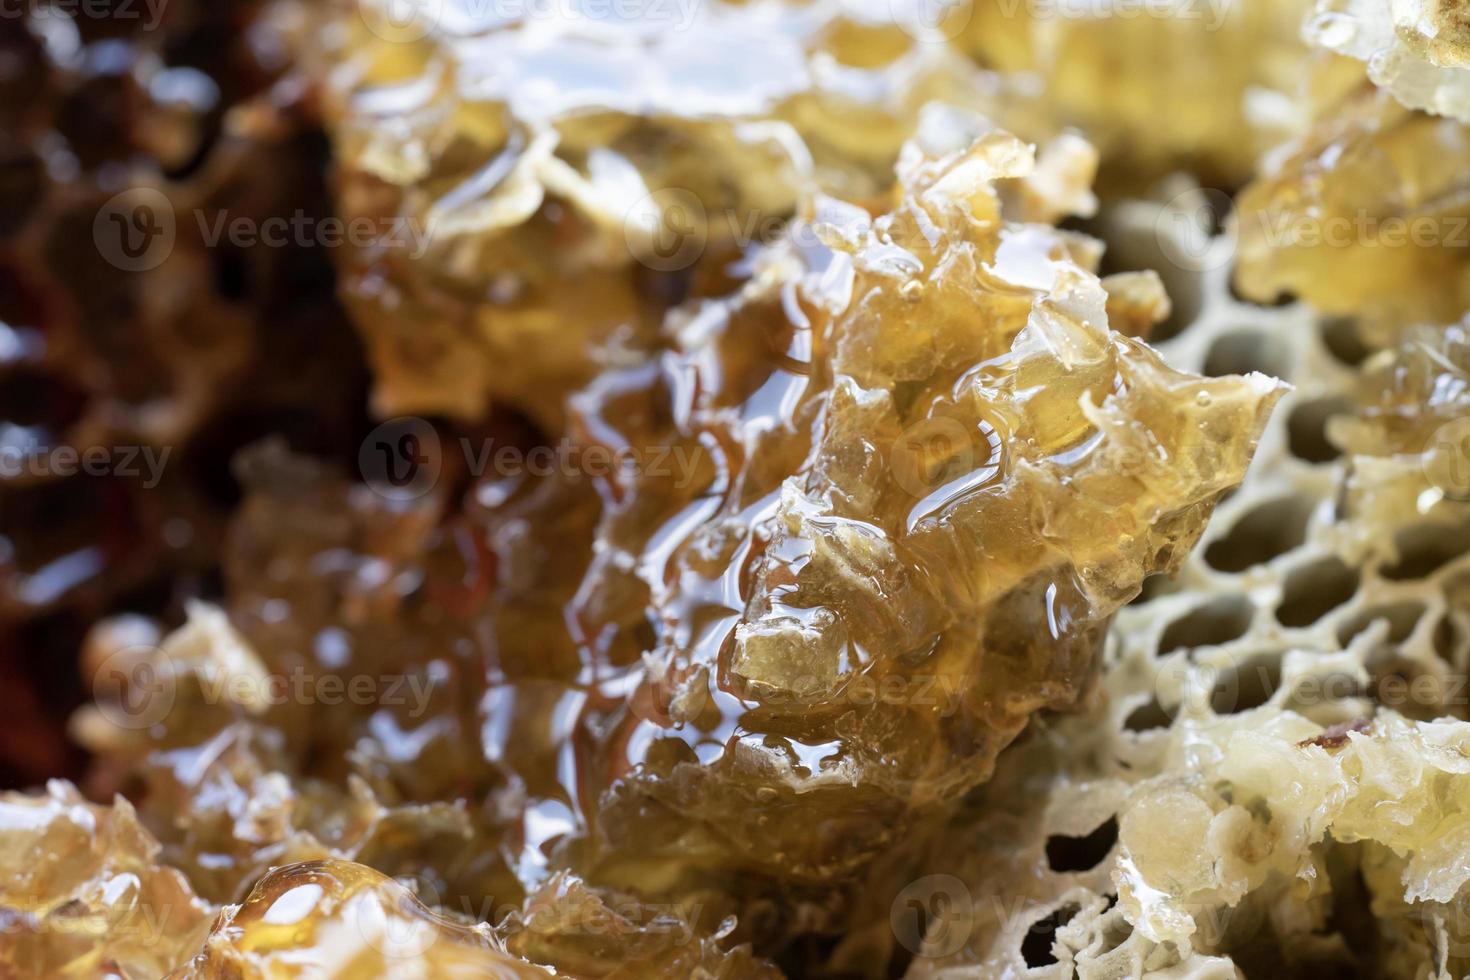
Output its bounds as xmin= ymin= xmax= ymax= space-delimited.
xmin=1228 ymin=266 xmax=1298 ymax=309
xmin=1088 ymin=909 xmax=1132 ymax=960
xmin=1433 ymin=613 xmax=1463 ymax=663
xmin=1124 ymin=698 xmax=1173 ymax=732
xmin=1045 ymin=816 xmax=1118 ymax=873
xmin=1130 ymin=572 xmax=1181 ymax=605
xmin=1276 ymin=556 xmax=1361 ymax=627
xmin=1319 ymin=316 xmax=1374 ymax=368
xmin=0 ymin=611 xmax=89 ymax=786
xmin=1368 ymin=658 xmax=1448 ymax=722
xmin=1209 ymin=651 xmax=1281 ymax=714
xmin=1204 ymin=496 xmax=1316 ymax=572
xmin=1149 ymin=267 xmax=1205 ymax=343
xmin=1084 ymin=212 xmax=1206 ymax=343
xmin=1337 ymin=601 xmax=1429 ymax=648
xmin=1203 ymin=328 xmax=1292 ymax=379
xmin=1283 ymin=669 xmax=1365 ymax=715
xmin=211 ymin=246 xmax=251 ymax=303
xmin=1286 ymin=396 xmax=1353 ymax=463
xmin=1021 ymin=904 xmax=1081 ymax=969
xmin=1157 ymin=595 xmax=1255 ymax=655
xmin=1382 ymin=522 xmax=1470 ymax=581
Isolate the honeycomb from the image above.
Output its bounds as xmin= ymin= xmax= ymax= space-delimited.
xmin=45 ymin=121 xmax=1278 ymax=977
xmin=0 ymin=782 xmax=212 ymax=978
xmin=313 ymin=0 xmax=1323 ymax=425
xmin=1232 ymin=75 xmax=1470 ymax=334
xmin=959 ymin=0 xmax=1317 ymax=190
xmin=1 ymin=0 xmax=1470 ymax=978
xmin=316 ymin=0 xmax=1044 ymax=426
xmin=891 ymin=193 xmax=1470 ymax=980
xmin=0 ymin=0 xmax=371 ymax=789
xmin=1308 ymin=0 xmax=1470 ymax=119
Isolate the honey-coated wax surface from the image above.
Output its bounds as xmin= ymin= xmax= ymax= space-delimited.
xmin=31 ymin=126 xmax=1279 ymax=976
xmin=5 ymin=0 xmax=1470 ymax=978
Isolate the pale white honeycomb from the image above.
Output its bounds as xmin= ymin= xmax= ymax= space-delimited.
xmin=901 ymin=188 xmax=1470 ymax=980
xmin=1308 ymin=0 xmax=1470 ymax=120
